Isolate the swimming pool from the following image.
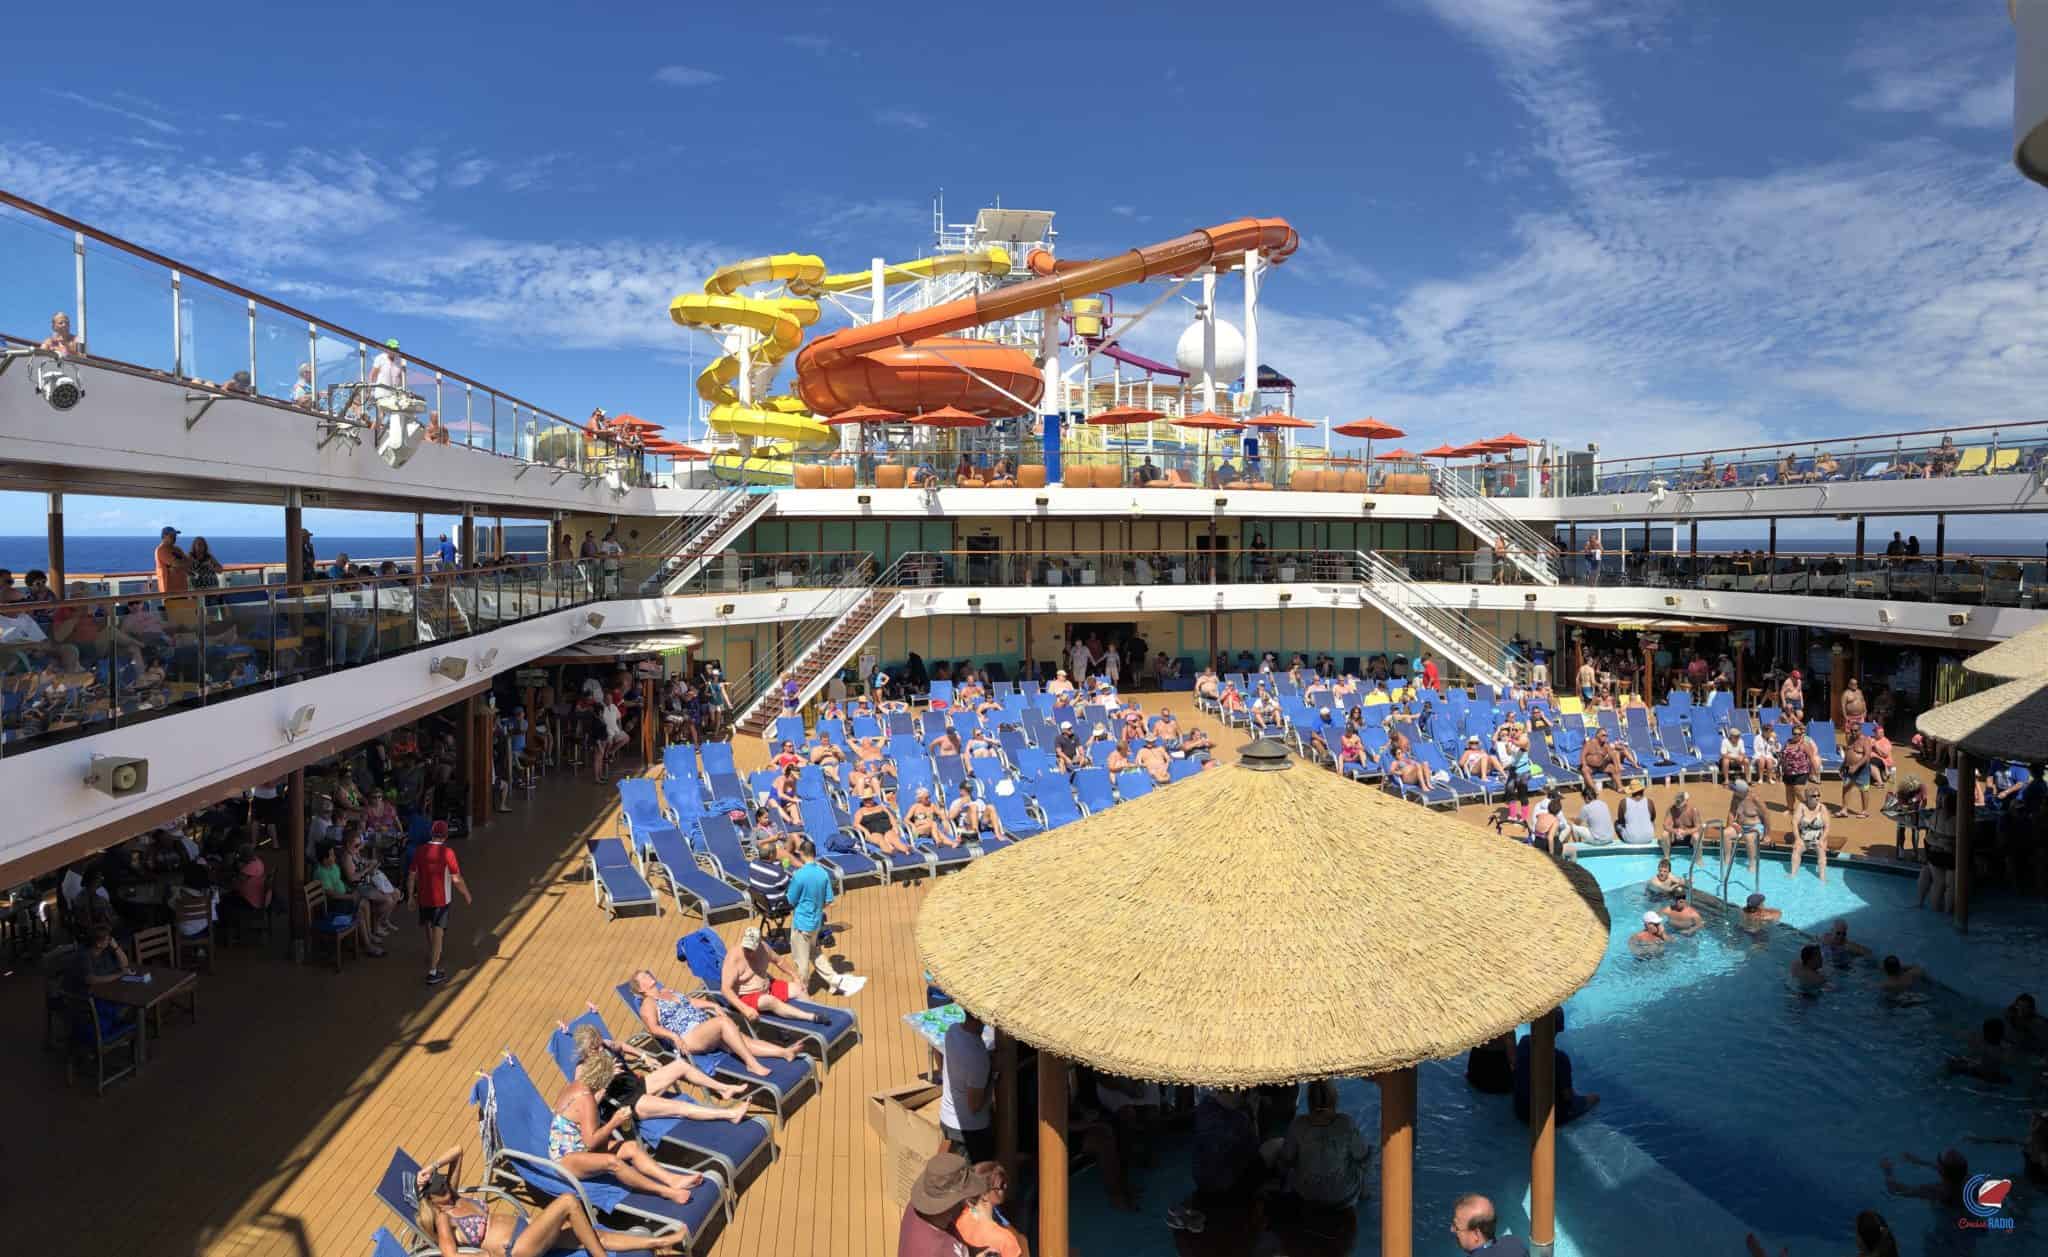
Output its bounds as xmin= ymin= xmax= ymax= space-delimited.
xmin=1067 ymin=853 xmax=2043 ymax=1255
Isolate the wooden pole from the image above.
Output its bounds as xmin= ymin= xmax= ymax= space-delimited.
xmin=1529 ymin=1013 xmax=1558 ymax=1252
xmin=1037 ymin=1051 xmax=1070 ymax=1257
xmin=46 ymin=492 xmax=65 ymax=596
xmin=286 ymin=767 xmax=308 ymax=955
xmin=994 ymin=1031 xmax=1019 ymax=1179
xmin=1956 ymin=751 xmax=1975 ymax=932
xmin=1378 ymin=1066 xmax=1417 ymax=1257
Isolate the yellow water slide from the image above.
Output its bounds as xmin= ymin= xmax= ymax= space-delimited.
xmin=668 ymin=248 xmax=1013 ymax=479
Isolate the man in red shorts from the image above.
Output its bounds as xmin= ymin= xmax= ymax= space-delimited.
xmin=406 ymin=820 xmax=471 ymax=986
xmin=721 ymin=926 xmax=823 ymax=1022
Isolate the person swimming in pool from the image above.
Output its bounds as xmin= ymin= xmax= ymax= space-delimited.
xmin=1647 ymin=858 xmax=1684 ymax=898
xmin=1820 ymin=919 xmax=1871 ymax=965
xmin=1878 ymin=1147 xmax=1969 ymax=1208
xmin=1629 ymin=911 xmax=1668 ymax=956
xmin=1966 ymin=1109 xmax=2048 ymax=1188
xmin=1662 ymin=888 xmax=1703 ymax=932
xmin=2004 ymin=993 xmax=2048 ymax=1054
xmin=1948 ymin=1018 xmax=2014 ymax=1083
xmin=1878 ymin=955 xmax=1924 ymax=993
xmin=1740 ymin=892 xmax=1782 ymax=934
xmin=1789 ymin=944 xmax=1828 ymax=989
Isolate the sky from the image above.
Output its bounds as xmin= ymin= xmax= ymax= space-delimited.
xmin=0 ymin=0 xmax=2040 ymax=536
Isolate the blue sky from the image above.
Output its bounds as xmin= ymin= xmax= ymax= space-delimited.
xmin=0 ymin=0 xmax=2039 ymax=536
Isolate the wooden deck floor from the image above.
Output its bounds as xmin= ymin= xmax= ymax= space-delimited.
xmin=4 ymin=690 xmax=1917 ymax=1257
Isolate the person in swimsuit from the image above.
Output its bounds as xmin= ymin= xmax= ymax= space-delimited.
xmin=413 ymin=1146 xmax=690 ymax=1256
xmin=1727 ymin=780 xmax=1768 ymax=883
xmin=929 ymin=728 xmax=962 ymax=759
xmin=1662 ymin=793 xmax=1701 ymax=862
xmin=1719 ymin=727 xmax=1752 ymax=784
xmin=631 ymin=969 xmax=802 ymax=1077
xmin=1579 ymin=730 xmax=1620 ymax=797
xmin=947 ymin=781 xmax=1005 ymax=842
xmin=1338 ymin=729 xmax=1368 ymax=778
xmin=1789 ymin=944 xmax=1827 ymax=990
xmin=1877 ymin=954 xmax=1925 ymax=993
xmin=904 ymin=787 xmax=957 ymax=847
xmin=545 ymin=1064 xmax=705 ymax=1204
xmin=808 ymin=739 xmax=845 ymax=783
xmin=1530 ymin=796 xmax=1565 ymax=856
xmin=1662 ymin=888 xmax=1703 ymax=932
xmin=771 ymin=766 xmax=803 ymax=826
xmin=1778 ymin=723 xmax=1818 ymax=818
xmin=566 ymin=1020 xmax=750 ymax=1117
xmin=853 ymin=796 xmax=911 ymax=855
xmin=1105 ymin=740 xmax=1134 ymax=774
xmin=1789 ymin=786 xmax=1832 ymax=881
xmin=1779 ymin=670 xmax=1805 ymax=722
xmin=1648 ymin=858 xmax=1684 ymax=897
xmin=1965 ymin=1110 xmax=2048 ymax=1189
xmin=722 ymin=926 xmax=824 ymax=1022
xmin=1135 ymin=739 xmax=1172 ymax=785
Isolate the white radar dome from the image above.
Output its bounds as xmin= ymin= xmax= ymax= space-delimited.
xmin=1174 ymin=317 xmax=1245 ymax=389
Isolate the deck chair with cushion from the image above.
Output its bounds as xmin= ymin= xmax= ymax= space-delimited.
xmin=677 ymin=929 xmax=862 ymax=1069
xmin=375 ymin=1146 xmax=535 ymax=1256
xmin=468 ymin=1054 xmax=721 ymax=1250
xmin=610 ymin=984 xmax=818 ymax=1123
xmin=1114 ymin=768 xmax=1156 ymax=801
xmin=1621 ymin=709 xmax=1684 ymax=784
xmin=1029 ymin=772 xmax=1086 ymax=830
xmin=635 ymin=810 xmax=750 ymax=925
xmin=542 ymin=1013 xmax=775 ymax=1192
xmin=985 ymin=784 xmax=1047 ymax=838
xmin=588 ymin=838 xmax=660 ymax=920
xmin=801 ymin=797 xmax=930 ymax=881
xmin=1071 ymin=766 xmax=1116 ymax=813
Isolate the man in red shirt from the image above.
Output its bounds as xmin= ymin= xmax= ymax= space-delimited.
xmin=1421 ymin=653 xmax=1441 ymax=694
xmin=406 ymin=821 xmax=471 ymax=986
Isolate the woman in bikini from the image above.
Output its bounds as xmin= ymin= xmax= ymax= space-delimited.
xmin=1338 ymin=728 xmax=1368 ymax=778
xmin=903 ymin=786 xmax=958 ymax=847
xmin=1106 ymin=740 xmax=1135 ymax=774
xmin=567 ymin=1020 xmax=750 ymax=1124
xmin=412 ymin=1146 xmax=689 ymax=1256
xmin=631 ymin=969 xmax=802 ymax=1078
xmin=544 ymin=1059 xmax=705 ymax=1205
xmin=771 ymin=765 xmax=803 ymax=826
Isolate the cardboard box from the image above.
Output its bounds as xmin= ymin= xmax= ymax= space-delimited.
xmin=867 ymin=1080 xmax=946 ymax=1207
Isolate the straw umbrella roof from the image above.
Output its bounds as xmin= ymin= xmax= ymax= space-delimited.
xmin=1916 ymin=675 xmax=2048 ymax=763
xmin=1964 ymin=622 xmax=2048 ymax=683
xmin=916 ymin=742 xmax=1612 ymax=1087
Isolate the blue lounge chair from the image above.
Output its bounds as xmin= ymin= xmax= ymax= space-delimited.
xmin=588 ymin=838 xmax=658 ymax=920
xmin=1621 ymin=709 xmax=1683 ymax=784
xmin=370 ymin=1228 xmax=411 ymax=1257
xmin=469 ymin=1054 xmax=717 ymax=1247
xmin=1029 ymin=773 xmax=1086 ymax=830
xmin=1071 ymin=767 xmax=1115 ymax=813
xmin=1167 ymin=756 xmax=1205 ymax=783
xmin=374 ymin=1146 xmax=536 ymax=1256
xmin=1807 ymin=720 xmax=1845 ymax=776
xmin=676 ymin=929 xmax=862 ymax=1070
xmin=772 ymin=716 xmax=807 ymax=748
xmin=609 ymin=984 xmax=818 ymax=1123
xmin=926 ymin=680 xmax=955 ymax=709
xmin=1656 ymin=716 xmax=1712 ymax=780
xmin=638 ymin=820 xmax=750 ymax=925
xmin=1413 ymin=743 xmax=1491 ymax=803
xmin=1114 ymin=769 xmax=1155 ymax=801
xmin=986 ymin=787 xmax=1046 ymax=838
xmin=662 ymin=745 xmax=704 ymax=799
xmin=543 ymin=1012 xmax=776 ymax=1192
xmin=798 ymin=796 xmax=924 ymax=882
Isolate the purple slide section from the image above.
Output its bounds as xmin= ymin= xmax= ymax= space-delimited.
xmin=1101 ymin=342 xmax=1188 ymax=379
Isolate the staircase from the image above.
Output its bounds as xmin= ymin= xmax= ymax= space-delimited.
xmin=1433 ymin=473 xmax=1561 ymax=585
xmin=639 ymin=485 xmax=773 ymax=594
xmin=729 ymin=556 xmax=912 ymax=739
xmin=1352 ymin=551 xmax=1525 ymax=691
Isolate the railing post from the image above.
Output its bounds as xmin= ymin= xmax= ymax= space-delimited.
xmin=171 ymin=270 xmax=184 ymax=376
xmin=247 ymin=297 xmax=258 ymax=385
xmin=73 ymin=231 xmax=88 ymax=348
xmin=306 ymin=322 xmax=318 ymax=405
xmin=357 ymin=341 xmax=368 ymax=385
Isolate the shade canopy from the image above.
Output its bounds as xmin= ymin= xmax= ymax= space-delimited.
xmin=1420 ymin=443 xmax=1463 ymax=459
xmin=1487 ymin=432 xmax=1538 ymax=449
xmin=1333 ymin=417 xmax=1404 ymax=440
xmin=1916 ymin=675 xmax=2048 ymax=763
xmin=1082 ymin=405 xmax=1166 ymax=426
xmin=908 ymin=405 xmax=990 ymax=429
xmin=607 ymin=414 xmax=663 ymax=431
xmin=1173 ymin=410 xmax=1246 ymax=432
xmin=916 ymin=743 xmax=1611 ymax=1087
xmin=1242 ymin=411 xmax=1313 ymax=429
xmin=823 ymin=405 xmax=905 ymax=426
xmin=1963 ymin=622 xmax=2048 ymax=683
xmin=1373 ymin=448 xmax=1418 ymax=462
xmin=644 ymin=442 xmax=708 ymax=459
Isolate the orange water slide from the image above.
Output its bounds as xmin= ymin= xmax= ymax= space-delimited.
xmin=793 ymin=217 xmax=1298 ymax=413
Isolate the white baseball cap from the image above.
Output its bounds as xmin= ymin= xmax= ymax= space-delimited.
xmin=1642 ymin=911 xmax=1663 ymax=927
xmin=741 ymin=926 xmax=762 ymax=949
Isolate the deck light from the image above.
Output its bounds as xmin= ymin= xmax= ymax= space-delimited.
xmin=430 ymin=656 xmax=469 ymax=681
xmin=857 ymin=494 xmax=872 ymax=505
xmin=476 ymin=648 xmax=499 ymax=671
xmin=585 ymin=612 xmax=605 ymax=630
xmin=718 ymin=603 xmax=735 ymax=616
xmin=1035 ymin=496 xmax=1050 ymax=507
xmin=33 ymin=359 xmax=82 ymax=410
xmin=1214 ymin=496 xmax=1228 ymax=508
xmin=967 ymin=596 xmax=982 ymax=608
xmin=1949 ymin=612 xmax=1971 ymax=626
xmin=84 ymin=754 xmax=148 ymax=797
xmin=284 ymin=704 xmax=318 ymax=742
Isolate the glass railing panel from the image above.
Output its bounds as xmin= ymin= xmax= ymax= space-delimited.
xmin=80 ymin=241 xmax=175 ymax=375
xmin=178 ymin=279 xmax=255 ymax=393
xmin=0 ymin=210 xmax=81 ymax=349
xmin=252 ymin=305 xmax=308 ymax=404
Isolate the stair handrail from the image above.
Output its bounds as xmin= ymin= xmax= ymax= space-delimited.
xmin=726 ymin=551 xmax=919 ymax=726
xmin=1434 ymin=474 xmax=1561 ymax=579
xmin=637 ymin=484 xmax=755 ymax=593
xmin=1353 ymin=550 xmax=1527 ymax=684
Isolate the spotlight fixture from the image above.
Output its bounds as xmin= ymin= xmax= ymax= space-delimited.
xmin=718 ymin=603 xmax=735 ymax=616
xmin=33 ymin=358 xmax=82 ymax=410
xmin=1278 ymin=592 xmax=1293 ymax=603
xmin=1524 ymin=593 xmax=1538 ymax=603
xmin=585 ymin=612 xmax=605 ymax=630
xmin=83 ymin=754 xmax=148 ymax=797
xmin=284 ymin=704 xmax=317 ymax=742
xmin=430 ymin=656 xmax=469 ymax=681
xmin=1664 ymin=595 xmax=1680 ymax=607
xmin=857 ymin=494 xmax=872 ymax=505
xmin=476 ymin=648 xmax=499 ymax=671
xmin=1949 ymin=611 xmax=1971 ymax=626
xmin=1035 ymin=496 xmax=1050 ymax=507
xmin=967 ymin=596 xmax=982 ymax=608
xmin=1877 ymin=608 xmax=1894 ymax=624
xmin=1214 ymin=496 xmax=1228 ymax=508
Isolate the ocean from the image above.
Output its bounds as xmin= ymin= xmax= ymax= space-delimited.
xmin=2 ymin=528 xmax=552 ymax=577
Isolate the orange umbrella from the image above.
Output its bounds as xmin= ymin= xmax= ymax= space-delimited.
xmin=1173 ymin=410 xmax=1246 ymax=431
xmin=908 ymin=405 xmax=989 ymax=429
xmin=1488 ymin=432 xmax=1539 ymax=449
xmin=1332 ymin=417 xmax=1404 ymax=440
xmin=823 ymin=405 xmax=904 ymax=426
xmin=608 ymin=414 xmax=663 ymax=431
xmin=1083 ymin=405 xmax=1165 ymax=425
xmin=1374 ymin=448 xmax=1418 ymax=462
xmin=1242 ymin=412 xmax=1313 ymax=429
xmin=1421 ymin=443 xmax=1463 ymax=459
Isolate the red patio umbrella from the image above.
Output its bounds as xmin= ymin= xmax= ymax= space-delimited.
xmin=1242 ymin=412 xmax=1313 ymax=429
xmin=1083 ymin=406 xmax=1166 ymax=482
xmin=1487 ymin=432 xmax=1538 ymax=449
xmin=608 ymin=414 xmax=663 ymax=432
xmin=1420 ymin=443 xmax=1463 ymax=459
xmin=1373 ymin=448 xmax=1418 ymax=462
xmin=1332 ymin=417 xmax=1406 ymax=467
xmin=908 ymin=405 xmax=989 ymax=429
xmin=823 ymin=405 xmax=904 ymax=426
xmin=1174 ymin=411 xmax=1245 ymax=484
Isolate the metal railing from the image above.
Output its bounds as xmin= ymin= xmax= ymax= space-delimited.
xmin=635 ymin=484 xmax=758 ymax=593
xmin=1565 ymin=548 xmax=2048 ymax=608
xmin=1434 ymin=473 xmax=1560 ymax=583
xmin=1353 ymin=551 xmax=1525 ymax=688
xmin=724 ymin=553 xmax=906 ymax=729
xmin=724 ymin=441 xmax=1441 ymax=493
xmin=0 ymin=189 xmax=664 ymax=479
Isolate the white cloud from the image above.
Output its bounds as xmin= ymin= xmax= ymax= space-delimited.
xmin=220 ymin=112 xmax=288 ymax=130
xmin=45 ymin=89 xmax=180 ymax=135
xmin=1848 ymin=17 xmax=2009 ymax=130
xmin=872 ymin=107 xmax=930 ymax=131
xmin=653 ymin=65 xmax=721 ymax=87
xmin=783 ymin=33 xmax=832 ymax=54
xmin=1288 ymin=236 xmax=1382 ymax=290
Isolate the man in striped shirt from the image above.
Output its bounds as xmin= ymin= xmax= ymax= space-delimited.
xmin=747 ymin=833 xmax=789 ymax=916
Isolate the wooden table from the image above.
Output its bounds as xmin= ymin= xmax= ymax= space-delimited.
xmin=93 ymin=965 xmax=198 ymax=1061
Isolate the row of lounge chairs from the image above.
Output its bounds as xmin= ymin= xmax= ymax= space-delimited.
xmin=1596 ymin=443 xmax=2043 ymax=494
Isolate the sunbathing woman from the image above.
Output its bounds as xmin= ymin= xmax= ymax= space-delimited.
xmin=1386 ymin=732 xmax=1431 ymax=792
xmin=546 ymin=1060 xmax=706 ymax=1205
xmin=413 ymin=1145 xmax=689 ymax=1256
xmin=771 ymin=765 xmax=803 ymax=826
xmin=903 ymin=786 xmax=959 ymax=847
xmin=567 ymin=1021 xmax=751 ymax=1122
xmin=632 ymin=969 xmax=802 ymax=1077
xmin=1338 ymin=728 xmax=1369 ymax=777
xmin=853 ymin=795 xmax=913 ymax=856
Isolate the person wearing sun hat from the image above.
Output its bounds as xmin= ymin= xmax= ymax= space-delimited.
xmin=900 ymin=1151 xmax=990 ymax=1253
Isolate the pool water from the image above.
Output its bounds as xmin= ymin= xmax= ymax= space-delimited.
xmin=1066 ymin=854 xmax=2046 ymax=1256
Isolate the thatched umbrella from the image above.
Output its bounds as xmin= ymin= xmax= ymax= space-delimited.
xmin=1915 ymin=674 xmax=2048 ymax=931
xmin=1964 ymin=621 xmax=2048 ymax=683
xmin=916 ymin=740 xmax=1611 ymax=1257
